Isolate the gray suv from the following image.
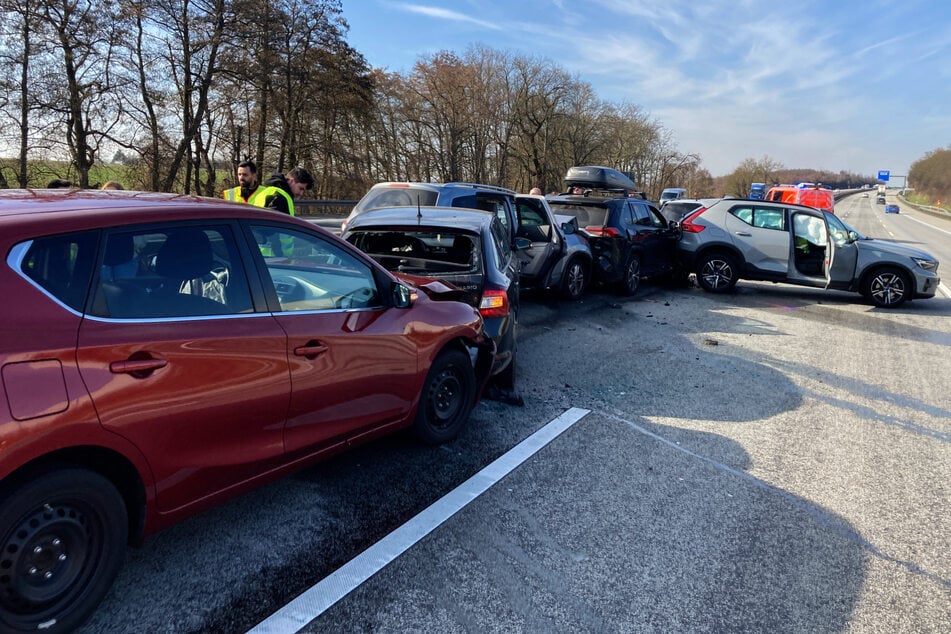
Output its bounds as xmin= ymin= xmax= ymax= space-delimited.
xmin=677 ymin=199 xmax=940 ymax=307
xmin=515 ymin=194 xmax=592 ymax=300
xmin=342 ymin=181 xmax=518 ymax=247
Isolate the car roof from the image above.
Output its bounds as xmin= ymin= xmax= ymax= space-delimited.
xmin=0 ymin=189 xmax=336 ymax=245
xmin=708 ymin=197 xmax=825 ymax=214
xmin=548 ymin=193 xmax=638 ymax=205
xmin=0 ymin=189 xmax=304 ymax=223
xmin=366 ymin=181 xmax=516 ymax=196
xmin=343 ymin=206 xmax=491 ymax=233
xmin=662 ymin=198 xmax=705 ymax=206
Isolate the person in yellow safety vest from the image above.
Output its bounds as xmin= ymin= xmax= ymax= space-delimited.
xmin=248 ymin=167 xmax=315 ymax=216
xmin=222 ymin=160 xmax=261 ymax=203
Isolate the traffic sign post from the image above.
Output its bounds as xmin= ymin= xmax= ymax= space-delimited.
xmin=878 ymin=170 xmax=890 ymax=182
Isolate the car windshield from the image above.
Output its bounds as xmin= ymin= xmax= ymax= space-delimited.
xmin=662 ymin=201 xmax=700 ymax=220
xmin=548 ymin=201 xmax=608 ymax=227
xmin=354 ymin=187 xmax=439 ymax=213
xmin=823 ymin=210 xmax=863 ymax=245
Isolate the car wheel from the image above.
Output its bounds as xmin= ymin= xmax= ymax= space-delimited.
xmin=864 ymin=267 xmax=911 ymax=308
xmin=560 ymin=257 xmax=588 ymax=300
xmin=618 ymin=253 xmax=641 ymax=295
xmin=413 ymin=348 xmax=476 ymax=444
xmin=0 ymin=468 xmax=127 ymax=634
xmin=696 ymin=252 xmax=739 ymax=293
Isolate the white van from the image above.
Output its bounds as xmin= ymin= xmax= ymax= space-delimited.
xmin=659 ymin=187 xmax=687 ymax=204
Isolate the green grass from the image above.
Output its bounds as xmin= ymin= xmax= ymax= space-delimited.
xmin=0 ymin=160 xmax=129 ymax=189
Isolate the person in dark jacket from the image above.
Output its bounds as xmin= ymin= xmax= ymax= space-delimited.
xmin=249 ymin=167 xmax=314 ymax=216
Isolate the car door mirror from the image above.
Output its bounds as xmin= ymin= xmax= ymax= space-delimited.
xmin=392 ymin=282 xmax=413 ymax=308
xmin=847 ymin=230 xmax=859 ymax=243
xmin=561 ymin=221 xmax=575 ymax=235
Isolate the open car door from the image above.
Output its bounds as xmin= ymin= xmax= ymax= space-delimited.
xmin=823 ymin=211 xmax=859 ymax=288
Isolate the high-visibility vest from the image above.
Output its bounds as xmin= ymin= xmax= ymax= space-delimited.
xmin=222 ymin=185 xmax=260 ymax=203
xmin=249 ymin=186 xmax=294 ymax=216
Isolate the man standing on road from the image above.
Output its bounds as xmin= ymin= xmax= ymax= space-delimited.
xmin=249 ymin=167 xmax=314 ymax=216
xmin=223 ymin=160 xmax=261 ymax=203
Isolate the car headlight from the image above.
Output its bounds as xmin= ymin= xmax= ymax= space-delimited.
xmin=912 ymin=257 xmax=938 ymax=272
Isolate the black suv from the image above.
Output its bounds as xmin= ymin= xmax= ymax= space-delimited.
xmin=547 ymin=166 xmax=682 ymax=294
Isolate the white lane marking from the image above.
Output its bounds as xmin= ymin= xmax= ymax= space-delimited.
xmin=903 ymin=213 xmax=951 ymax=237
xmin=894 ymin=213 xmax=950 ymax=297
xmin=246 ymin=407 xmax=591 ymax=634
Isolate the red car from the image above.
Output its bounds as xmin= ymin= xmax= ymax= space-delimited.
xmin=0 ymin=189 xmax=494 ymax=633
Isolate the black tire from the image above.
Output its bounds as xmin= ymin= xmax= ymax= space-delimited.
xmin=696 ymin=251 xmax=739 ymax=293
xmin=414 ymin=349 xmax=476 ymax=444
xmin=560 ymin=257 xmax=588 ymax=300
xmin=0 ymin=468 xmax=127 ymax=633
xmin=863 ymin=266 xmax=911 ymax=308
xmin=617 ymin=253 xmax=641 ymax=295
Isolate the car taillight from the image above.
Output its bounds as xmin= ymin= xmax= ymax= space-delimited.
xmin=584 ymin=226 xmax=620 ymax=237
xmin=479 ymin=289 xmax=509 ymax=318
xmin=680 ymin=207 xmax=707 ymax=233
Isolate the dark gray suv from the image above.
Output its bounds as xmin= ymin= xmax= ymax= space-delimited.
xmin=342 ymin=181 xmax=519 ymax=248
xmin=677 ymin=199 xmax=940 ymax=307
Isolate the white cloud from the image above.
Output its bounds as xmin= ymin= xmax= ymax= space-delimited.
xmin=395 ymin=3 xmax=504 ymax=31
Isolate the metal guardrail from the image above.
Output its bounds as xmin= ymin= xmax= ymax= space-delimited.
xmin=294 ymin=199 xmax=355 ymax=217
xmin=897 ymin=194 xmax=950 ymax=221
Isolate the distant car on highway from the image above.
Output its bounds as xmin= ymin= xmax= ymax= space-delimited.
xmin=659 ymin=187 xmax=688 ymax=205
xmin=678 ymin=198 xmax=941 ymax=308
xmin=885 ymin=204 xmax=900 ymax=214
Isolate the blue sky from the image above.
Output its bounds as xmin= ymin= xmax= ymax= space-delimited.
xmin=341 ymin=0 xmax=951 ymax=182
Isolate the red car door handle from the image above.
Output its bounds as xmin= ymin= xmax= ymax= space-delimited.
xmin=294 ymin=342 xmax=329 ymax=358
xmin=110 ymin=359 xmax=168 ymax=375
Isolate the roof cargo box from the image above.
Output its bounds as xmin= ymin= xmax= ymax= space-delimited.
xmin=564 ymin=166 xmax=636 ymax=192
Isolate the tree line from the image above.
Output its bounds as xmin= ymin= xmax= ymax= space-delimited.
xmin=0 ymin=0 xmax=712 ymax=200
xmin=908 ymin=146 xmax=951 ymax=204
xmin=717 ymin=156 xmax=877 ymax=198
xmin=1 ymin=0 xmax=892 ymax=202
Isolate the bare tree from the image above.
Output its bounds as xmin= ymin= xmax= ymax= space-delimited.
xmin=0 ymin=0 xmax=39 ymax=186
xmin=724 ymin=156 xmax=784 ymax=197
xmin=33 ymin=0 xmax=121 ymax=187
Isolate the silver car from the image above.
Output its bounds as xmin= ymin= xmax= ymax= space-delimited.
xmin=515 ymin=194 xmax=592 ymax=300
xmin=677 ymin=199 xmax=940 ymax=308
